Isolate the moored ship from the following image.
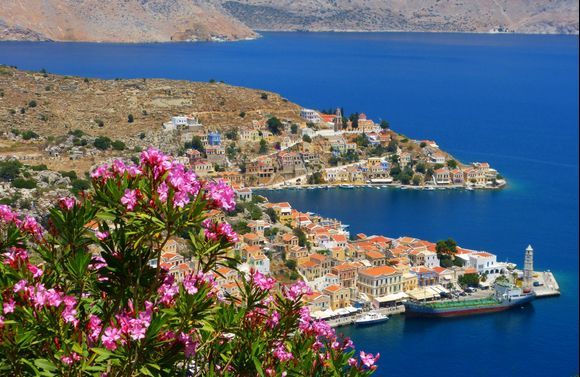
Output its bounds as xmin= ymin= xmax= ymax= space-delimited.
xmin=404 ymin=282 xmax=535 ymax=318
xmin=355 ymin=311 xmax=389 ymax=326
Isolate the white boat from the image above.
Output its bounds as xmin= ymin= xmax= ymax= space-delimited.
xmin=426 ymin=186 xmax=435 ymax=191
xmin=355 ymin=311 xmax=389 ymax=326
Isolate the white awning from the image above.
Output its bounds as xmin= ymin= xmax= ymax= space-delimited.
xmin=374 ymin=292 xmax=409 ymax=303
xmin=407 ymin=288 xmax=440 ymax=301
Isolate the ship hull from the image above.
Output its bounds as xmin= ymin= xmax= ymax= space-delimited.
xmin=355 ymin=318 xmax=389 ymax=326
xmin=404 ymin=295 xmax=535 ymax=318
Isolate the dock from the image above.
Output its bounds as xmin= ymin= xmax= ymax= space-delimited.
xmin=533 ymin=270 xmax=561 ymax=298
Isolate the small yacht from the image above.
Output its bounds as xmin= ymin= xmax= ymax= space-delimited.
xmin=355 ymin=311 xmax=389 ymax=326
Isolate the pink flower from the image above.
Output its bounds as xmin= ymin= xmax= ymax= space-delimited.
xmin=251 ymin=271 xmax=275 ymax=291
xmin=13 ymin=279 xmax=28 ymax=293
xmin=60 ymin=355 xmax=74 ymax=365
xmin=3 ymin=298 xmax=16 ymax=314
xmin=205 ymin=180 xmax=236 ymax=212
xmin=120 ymin=189 xmax=138 ymax=211
xmin=95 ymin=231 xmax=109 ymax=241
xmin=348 ymin=358 xmax=358 ymax=367
xmin=140 ymin=148 xmax=172 ymax=178
xmin=62 ymin=306 xmax=78 ymax=326
xmin=157 ymin=182 xmax=169 ymax=203
xmin=90 ymin=255 xmax=107 ymax=270
xmin=360 ymin=351 xmax=380 ymax=368
xmin=45 ymin=289 xmax=64 ymax=307
xmin=87 ymin=315 xmax=102 ymax=342
xmin=182 ymin=274 xmax=199 ymax=295
xmin=273 ymin=342 xmax=293 ymax=362
xmin=58 ymin=197 xmax=76 ymax=210
xmin=27 ymin=263 xmax=43 ymax=278
xmin=0 ymin=204 xmax=18 ymax=223
xmin=3 ymin=247 xmax=28 ymax=268
xmin=90 ymin=165 xmax=111 ymax=181
xmin=102 ymin=327 xmax=122 ymax=350
xmin=266 ymin=311 xmax=281 ymax=329
xmin=128 ymin=318 xmax=148 ymax=340
xmin=20 ymin=216 xmax=43 ymax=240
xmin=158 ymin=275 xmax=179 ymax=305
xmin=177 ymin=332 xmax=199 ymax=358
xmin=285 ymin=280 xmax=312 ymax=301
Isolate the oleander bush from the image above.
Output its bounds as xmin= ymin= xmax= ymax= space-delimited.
xmin=0 ymin=148 xmax=378 ymax=376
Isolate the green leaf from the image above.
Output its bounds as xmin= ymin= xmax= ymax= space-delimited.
xmin=34 ymin=359 xmax=57 ymax=372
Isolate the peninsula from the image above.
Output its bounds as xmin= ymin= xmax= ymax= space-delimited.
xmin=0 ymin=67 xmax=504 ymax=218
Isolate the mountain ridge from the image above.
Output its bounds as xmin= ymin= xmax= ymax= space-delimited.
xmin=0 ymin=0 xmax=578 ymax=42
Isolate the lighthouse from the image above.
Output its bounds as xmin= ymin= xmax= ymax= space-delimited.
xmin=523 ymin=245 xmax=534 ymax=293
xmin=334 ymin=108 xmax=342 ymax=132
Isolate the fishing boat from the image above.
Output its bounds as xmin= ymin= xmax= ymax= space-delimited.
xmin=355 ymin=311 xmax=389 ymax=326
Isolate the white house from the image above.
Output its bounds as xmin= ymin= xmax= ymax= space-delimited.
xmin=248 ymin=251 xmax=270 ymax=275
xmin=163 ymin=115 xmax=202 ymax=131
xmin=300 ymin=108 xmax=322 ymax=123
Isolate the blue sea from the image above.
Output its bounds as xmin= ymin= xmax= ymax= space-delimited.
xmin=1 ymin=32 xmax=578 ymax=376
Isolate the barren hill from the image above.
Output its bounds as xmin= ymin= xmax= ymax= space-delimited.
xmin=219 ymin=0 xmax=578 ymax=34
xmin=0 ymin=66 xmax=300 ymax=139
xmin=0 ymin=0 xmax=256 ymax=42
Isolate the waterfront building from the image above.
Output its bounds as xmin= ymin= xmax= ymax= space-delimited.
xmin=323 ymin=284 xmax=351 ymax=310
xmin=332 ymin=262 xmax=362 ymax=288
xmin=402 ymin=272 xmax=419 ymax=292
xmin=434 ymin=168 xmax=451 ymax=184
xmin=357 ymin=265 xmax=403 ymax=298
xmin=408 ymin=248 xmax=440 ymax=268
xmin=310 ymin=273 xmax=340 ymax=292
xmin=410 ymin=266 xmax=438 ymax=287
xmin=234 ymin=186 xmax=253 ymax=202
xmin=304 ymin=292 xmax=331 ymax=313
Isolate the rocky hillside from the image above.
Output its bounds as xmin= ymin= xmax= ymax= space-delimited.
xmin=219 ymin=0 xmax=578 ymax=34
xmin=0 ymin=0 xmax=256 ymax=42
xmin=0 ymin=66 xmax=300 ymax=139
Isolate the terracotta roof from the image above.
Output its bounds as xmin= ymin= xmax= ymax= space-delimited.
xmin=323 ymin=284 xmax=343 ymax=293
xmin=366 ymin=250 xmax=385 ymax=259
xmin=360 ymin=265 xmax=398 ymax=277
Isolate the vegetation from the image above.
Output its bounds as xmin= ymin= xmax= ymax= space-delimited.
xmin=93 ymin=136 xmax=112 ymax=150
xmin=308 ymin=172 xmax=324 ymax=185
xmin=436 ymin=238 xmax=458 ymax=255
xmin=112 ymin=140 xmax=126 ymax=151
xmin=0 ymin=150 xmax=377 ymax=375
xmin=459 ymin=273 xmax=480 ymax=287
xmin=267 ymin=117 xmax=283 ymax=135
xmin=259 ymin=139 xmax=268 ymax=154
xmin=11 ymin=178 xmax=37 ymax=189
xmin=127 ymin=114 xmax=134 ymax=123
xmin=302 ymin=135 xmax=312 ymax=143
xmin=22 ymin=130 xmax=39 ymax=140
xmin=0 ymin=160 xmax=23 ymax=181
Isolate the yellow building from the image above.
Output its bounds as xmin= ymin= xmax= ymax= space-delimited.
xmin=402 ymin=272 xmax=418 ymax=292
xmin=323 ymin=284 xmax=351 ymax=310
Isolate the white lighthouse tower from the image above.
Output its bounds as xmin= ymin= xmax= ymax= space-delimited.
xmin=523 ymin=244 xmax=534 ymax=293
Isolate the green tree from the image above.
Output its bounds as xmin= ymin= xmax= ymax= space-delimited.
xmin=259 ymin=139 xmax=268 ymax=154
xmin=308 ymin=172 xmax=324 ymax=185
xmin=290 ymin=124 xmax=298 ymax=134
xmin=415 ymin=161 xmax=426 ymax=174
xmin=293 ymin=228 xmax=308 ymax=248
xmin=386 ymin=139 xmax=398 ymax=153
xmin=266 ymin=208 xmax=278 ymax=223
xmin=302 ymin=135 xmax=312 ymax=143
xmin=436 ymin=238 xmax=458 ymax=255
xmin=412 ymin=174 xmax=422 ymax=186
xmin=28 ymin=100 xmax=37 ymax=108
xmin=285 ymin=260 xmax=297 ymax=270
xmin=459 ymin=273 xmax=480 ymax=287
xmin=447 ymin=159 xmax=458 ymax=169
xmin=379 ymin=120 xmax=390 ymax=130
xmin=267 ymin=117 xmax=283 ymax=135
xmin=21 ymin=131 xmax=39 ymax=140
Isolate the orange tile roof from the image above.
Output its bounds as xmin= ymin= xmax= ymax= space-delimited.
xmin=323 ymin=284 xmax=343 ymax=293
xmin=360 ymin=265 xmax=398 ymax=277
xmin=366 ymin=250 xmax=385 ymax=259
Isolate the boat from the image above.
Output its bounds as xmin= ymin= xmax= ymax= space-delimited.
xmin=355 ymin=311 xmax=389 ymax=326
xmin=425 ymin=186 xmax=435 ymax=191
xmin=404 ymin=282 xmax=535 ymax=318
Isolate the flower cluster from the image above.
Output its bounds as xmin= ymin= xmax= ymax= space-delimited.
xmin=0 ymin=148 xmax=377 ymax=376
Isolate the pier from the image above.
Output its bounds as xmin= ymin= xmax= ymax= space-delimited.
xmin=533 ymin=271 xmax=561 ymax=298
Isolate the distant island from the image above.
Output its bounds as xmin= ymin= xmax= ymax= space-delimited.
xmin=0 ymin=0 xmax=578 ymax=42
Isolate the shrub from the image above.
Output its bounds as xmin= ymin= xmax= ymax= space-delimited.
xmin=21 ymin=130 xmax=39 ymax=140
xmin=29 ymin=164 xmax=48 ymax=171
xmin=69 ymin=129 xmax=85 ymax=138
xmin=112 ymin=140 xmax=126 ymax=151
xmin=128 ymin=114 xmax=134 ymax=123
xmin=59 ymin=170 xmax=78 ymax=180
xmin=71 ymin=178 xmax=90 ymax=194
xmin=0 ymin=149 xmax=378 ymax=376
xmin=28 ymin=100 xmax=37 ymax=108
xmin=0 ymin=160 xmax=23 ymax=181
xmin=11 ymin=178 xmax=37 ymax=189
xmin=93 ymin=136 xmax=112 ymax=150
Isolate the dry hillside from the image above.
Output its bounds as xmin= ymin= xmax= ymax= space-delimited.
xmin=220 ymin=0 xmax=578 ymax=34
xmin=0 ymin=66 xmax=301 ymax=140
xmin=0 ymin=0 xmax=256 ymax=42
